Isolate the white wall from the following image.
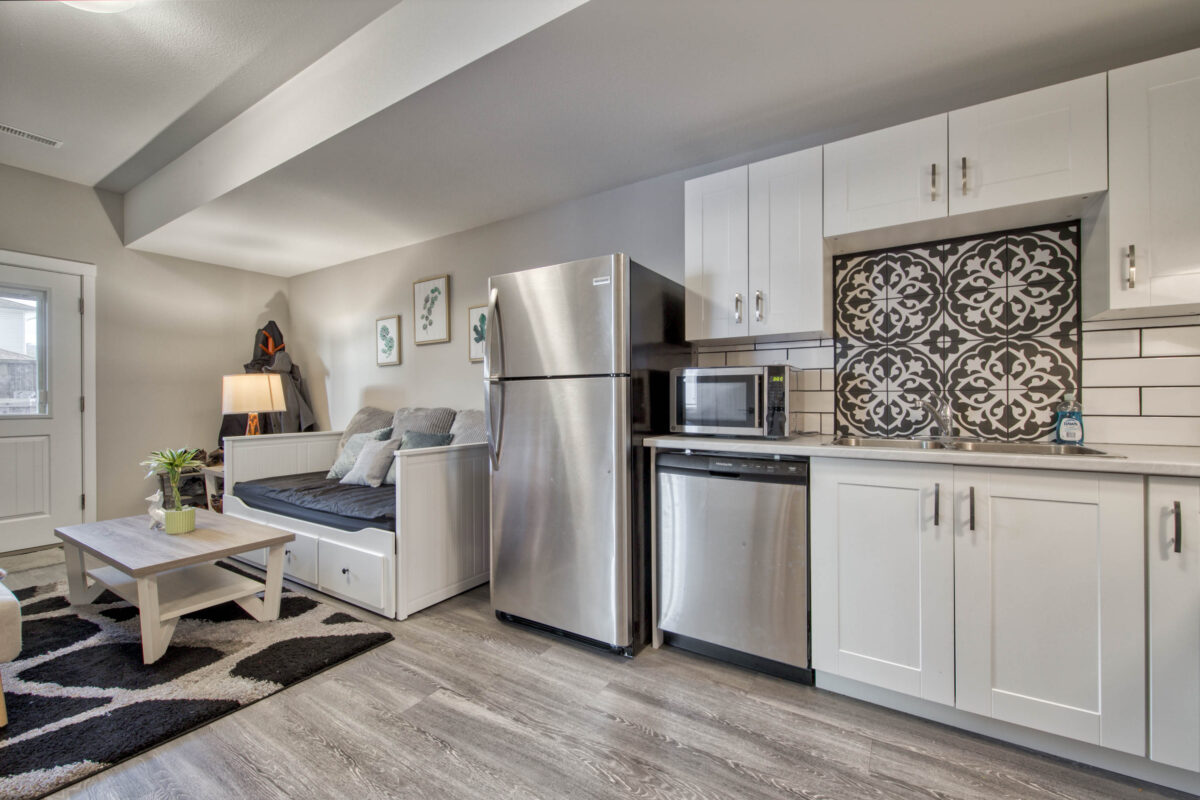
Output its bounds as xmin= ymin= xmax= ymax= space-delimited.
xmin=288 ymin=168 xmax=688 ymax=429
xmin=0 ymin=164 xmax=291 ymax=519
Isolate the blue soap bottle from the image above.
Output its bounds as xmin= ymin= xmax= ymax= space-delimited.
xmin=1054 ymin=392 xmax=1084 ymax=444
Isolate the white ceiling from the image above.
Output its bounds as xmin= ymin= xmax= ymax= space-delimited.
xmin=4 ymin=0 xmax=1200 ymax=277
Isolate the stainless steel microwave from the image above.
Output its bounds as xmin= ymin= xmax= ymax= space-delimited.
xmin=669 ymin=365 xmax=792 ymax=438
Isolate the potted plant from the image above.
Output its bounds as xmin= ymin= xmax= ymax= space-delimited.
xmin=141 ymin=448 xmax=205 ymax=534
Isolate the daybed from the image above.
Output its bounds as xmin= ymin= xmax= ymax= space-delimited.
xmin=222 ymin=407 xmax=489 ymax=619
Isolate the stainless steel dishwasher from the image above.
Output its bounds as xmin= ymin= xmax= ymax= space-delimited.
xmin=657 ymin=451 xmax=811 ymax=683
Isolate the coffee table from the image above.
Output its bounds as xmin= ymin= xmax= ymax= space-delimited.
xmin=55 ymin=509 xmax=294 ymax=664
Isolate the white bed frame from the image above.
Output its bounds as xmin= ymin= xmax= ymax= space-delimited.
xmin=222 ymin=431 xmax=489 ymax=619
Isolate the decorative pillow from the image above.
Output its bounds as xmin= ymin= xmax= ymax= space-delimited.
xmin=327 ymin=427 xmax=392 ymax=479
xmin=384 ymin=431 xmax=455 ymax=484
xmin=448 ymin=409 xmax=485 ymax=445
xmin=391 ymin=407 xmax=456 ymax=439
xmin=340 ymin=437 xmax=402 ymax=488
xmin=337 ymin=406 xmax=393 ymax=457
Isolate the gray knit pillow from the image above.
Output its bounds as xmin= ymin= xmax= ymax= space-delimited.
xmin=340 ymin=437 xmax=402 ymax=488
xmin=327 ymin=427 xmax=392 ymax=479
xmin=391 ymin=407 xmax=455 ymax=438
xmin=448 ymin=409 xmax=485 ymax=445
xmin=337 ymin=406 xmax=394 ymax=457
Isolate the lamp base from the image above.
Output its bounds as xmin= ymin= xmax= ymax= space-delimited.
xmin=245 ymin=412 xmax=261 ymax=436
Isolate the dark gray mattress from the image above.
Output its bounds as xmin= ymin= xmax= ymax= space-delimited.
xmin=232 ymin=472 xmax=395 ymax=532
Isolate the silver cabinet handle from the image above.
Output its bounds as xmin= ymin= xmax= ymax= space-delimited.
xmin=734 ymin=292 xmax=743 ymax=323
xmin=961 ymin=156 xmax=968 ymax=195
xmin=930 ymin=163 xmax=937 ymax=201
xmin=754 ymin=290 xmax=763 ymax=322
xmin=969 ymin=486 xmax=976 ymax=531
xmin=1128 ymin=244 xmax=1137 ymax=289
xmin=934 ymin=482 xmax=940 ymax=527
xmin=1174 ymin=500 xmax=1183 ymax=554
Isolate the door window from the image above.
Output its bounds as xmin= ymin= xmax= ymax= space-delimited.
xmin=0 ymin=285 xmax=47 ymax=416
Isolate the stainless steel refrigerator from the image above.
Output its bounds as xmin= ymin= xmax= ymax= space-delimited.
xmin=485 ymin=253 xmax=687 ymax=656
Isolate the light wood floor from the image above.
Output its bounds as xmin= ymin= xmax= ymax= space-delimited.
xmin=1 ymin=547 xmax=1189 ymax=800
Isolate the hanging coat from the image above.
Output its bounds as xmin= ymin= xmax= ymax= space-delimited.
xmin=218 ymin=321 xmax=316 ymax=446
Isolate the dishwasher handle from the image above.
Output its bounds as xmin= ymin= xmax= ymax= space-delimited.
xmin=656 ymin=452 xmax=807 ymax=484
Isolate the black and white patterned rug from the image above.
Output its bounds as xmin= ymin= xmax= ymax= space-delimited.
xmin=0 ymin=566 xmax=393 ymax=800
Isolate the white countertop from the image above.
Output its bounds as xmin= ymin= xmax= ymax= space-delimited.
xmin=646 ymin=434 xmax=1200 ymax=478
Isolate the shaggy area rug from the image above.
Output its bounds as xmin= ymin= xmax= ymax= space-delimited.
xmin=0 ymin=566 xmax=393 ymax=800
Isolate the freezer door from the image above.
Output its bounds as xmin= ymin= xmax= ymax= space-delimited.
xmin=487 ymin=254 xmax=628 ymax=378
xmin=490 ymin=376 xmax=631 ymax=647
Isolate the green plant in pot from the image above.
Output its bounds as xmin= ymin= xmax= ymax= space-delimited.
xmin=141 ymin=448 xmax=205 ymax=534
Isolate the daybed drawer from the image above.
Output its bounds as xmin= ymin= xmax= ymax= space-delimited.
xmin=283 ymin=532 xmax=318 ymax=585
xmin=318 ymin=539 xmax=388 ymax=610
xmin=236 ymin=548 xmax=267 ymax=568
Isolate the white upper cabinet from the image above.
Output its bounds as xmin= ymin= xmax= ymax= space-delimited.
xmin=949 ymin=74 xmax=1108 ymax=216
xmin=954 ymin=467 xmax=1145 ymax=756
xmin=1085 ymin=47 xmax=1200 ymax=318
xmin=811 ymin=458 xmax=955 ymax=705
xmin=748 ymin=148 xmax=828 ymax=337
xmin=685 ymin=148 xmax=828 ymax=342
xmin=1147 ymin=477 xmax=1200 ymax=772
xmin=823 ymin=115 xmax=948 ymax=237
xmin=684 ymin=165 xmax=749 ymax=341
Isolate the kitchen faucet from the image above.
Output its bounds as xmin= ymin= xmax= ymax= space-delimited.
xmin=919 ymin=394 xmax=955 ymax=442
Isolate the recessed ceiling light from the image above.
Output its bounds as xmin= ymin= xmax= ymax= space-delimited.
xmin=61 ymin=1 xmax=139 ymax=13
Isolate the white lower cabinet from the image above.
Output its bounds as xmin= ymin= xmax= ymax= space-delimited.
xmin=811 ymin=458 xmax=955 ymax=705
xmin=954 ymin=467 xmax=1145 ymax=756
xmin=1147 ymin=477 xmax=1200 ymax=771
xmin=317 ymin=538 xmax=388 ymax=610
xmin=813 ymin=459 xmax=1147 ymax=756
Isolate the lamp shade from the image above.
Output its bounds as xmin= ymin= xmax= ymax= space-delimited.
xmin=222 ymin=373 xmax=286 ymax=414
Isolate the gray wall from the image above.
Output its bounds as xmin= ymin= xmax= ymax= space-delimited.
xmin=0 ymin=164 xmax=291 ymax=519
xmin=288 ymin=167 xmax=694 ymax=429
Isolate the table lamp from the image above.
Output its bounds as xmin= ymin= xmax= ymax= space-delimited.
xmin=222 ymin=373 xmax=286 ymax=435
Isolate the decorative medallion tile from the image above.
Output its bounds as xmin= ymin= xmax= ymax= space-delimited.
xmin=887 ymin=341 xmax=944 ymax=395
xmin=945 ymin=339 xmax=1007 ymax=393
xmin=943 ymin=235 xmax=1006 ymax=295
xmin=885 ymin=292 xmax=941 ymax=342
xmin=1007 ymin=388 xmax=1059 ymax=441
xmin=835 ymin=252 xmax=888 ymax=306
xmin=889 ymin=392 xmax=938 ymax=438
xmin=1006 ymin=280 xmax=1078 ymax=339
xmin=951 ymin=389 xmax=1009 ymax=440
xmin=1006 ymin=224 xmax=1077 ymax=286
xmin=837 ymin=346 xmax=890 ymax=395
xmin=835 ymin=391 xmax=889 ymax=438
xmin=944 ymin=288 xmax=1007 ymax=341
xmin=889 ymin=245 xmax=943 ymax=298
xmin=836 ymin=299 xmax=889 ymax=347
xmin=1006 ymin=337 xmax=1079 ymax=392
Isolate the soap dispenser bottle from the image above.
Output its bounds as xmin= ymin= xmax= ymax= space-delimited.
xmin=1054 ymin=392 xmax=1084 ymax=445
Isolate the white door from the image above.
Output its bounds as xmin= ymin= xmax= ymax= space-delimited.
xmin=1108 ymin=47 xmax=1200 ymax=310
xmin=810 ymin=458 xmax=955 ymax=705
xmin=823 ymin=114 xmax=948 ymax=237
xmin=954 ymin=467 xmax=1145 ymax=755
xmin=949 ymin=73 xmax=1107 ymax=215
xmin=1147 ymin=477 xmax=1200 ymax=772
xmin=0 ymin=263 xmax=83 ymax=552
xmin=684 ymin=165 xmax=748 ymax=341
xmin=748 ymin=147 xmax=829 ymax=337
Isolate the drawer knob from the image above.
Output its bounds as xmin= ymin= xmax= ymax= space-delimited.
xmin=341 ymin=567 xmax=350 ymax=575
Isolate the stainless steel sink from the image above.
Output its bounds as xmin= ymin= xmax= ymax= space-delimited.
xmin=827 ymin=437 xmax=1121 ymax=457
xmin=828 ymin=436 xmax=947 ymax=450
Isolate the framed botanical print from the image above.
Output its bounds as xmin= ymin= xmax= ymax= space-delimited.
xmin=376 ymin=315 xmax=401 ymax=366
xmin=414 ymin=275 xmax=449 ymax=344
xmin=467 ymin=303 xmax=487 ymax=362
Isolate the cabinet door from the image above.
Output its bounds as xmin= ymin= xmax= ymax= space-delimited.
xmin=748 ymin=147 xmax=828 ymax=337
xmin=811 ymin=458 xmax=955 ymax=704
xmin=949 ymin=74 xmax=1107 ymax=215
xmin=823 ymin=115 xmax=947 ymax=237
xmin=955 ymin=467 xmax=1145 ymax=755
xmin=1108 ymin=47 xmax=1200 ymax=310
xmin=1147 ymin=477 xmax=1200 ymax=772
xmin=684 ymin=165 xmax=748 ymax=341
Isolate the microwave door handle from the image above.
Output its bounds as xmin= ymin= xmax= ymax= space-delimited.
xmin=484 ymin=287 xmax=503 ymax=381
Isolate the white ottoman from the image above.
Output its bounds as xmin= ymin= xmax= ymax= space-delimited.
xmin=0 ymin=571 xmax=20 ymax=727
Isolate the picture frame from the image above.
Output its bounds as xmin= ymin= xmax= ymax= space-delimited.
xmin=376 ymin=315 xmax=401 ymax=366
xmin=467 ymin=303 xmax=487 ymax=362
xmin=413 ymin=275 xmax=450 ymax=345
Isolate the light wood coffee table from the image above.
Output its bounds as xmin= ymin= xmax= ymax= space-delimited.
xmin=55 ymin=509 xmax=294 ymax=664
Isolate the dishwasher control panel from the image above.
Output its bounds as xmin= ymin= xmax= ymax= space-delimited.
xmin=707 ymin=457 xmax=806 ymax=478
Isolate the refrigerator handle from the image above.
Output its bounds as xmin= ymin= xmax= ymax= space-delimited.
xmin=485 ymin=379 xmax=504 ymax=469
xmin=484 ymin=287 xmax=503 ymax=381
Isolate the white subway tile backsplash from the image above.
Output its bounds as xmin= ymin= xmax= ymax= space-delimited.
xmin=1084 ymin=416 xmax=1200 ymax=448
xmin=1082 ymin=329 xmax=1139 ymax=359
xmin=821 ymin=369 xmax=834 ymax=390
xmin=820 ymin=414 xmax=834 ymax=435
xmin=799 ymin=370 xmax=821 ymax=391
xmin=801 ymin=413 xmax=820 ymax=432
xmin=1081 ymin=387 xmax=1140 ymax=416
xmin=786 ymin=346 xmax=834 ymax=370
xmin=725 ymin=349 xmax=777 ymax=367
xmin=696 ymin=352 xmax=726 ymax=367
xmin=1141 ymin=387 xmax=1200 ymax=417
xmin=808 ymin=391 xmax=835 ymax=413
xmin=1083 ymin=356 xmax=1200 ymax=388
xmin=1141 ymin=326 xmax=1200 ymax=357
xmin=1082 ymin=314 xmax=1200 ymax=332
